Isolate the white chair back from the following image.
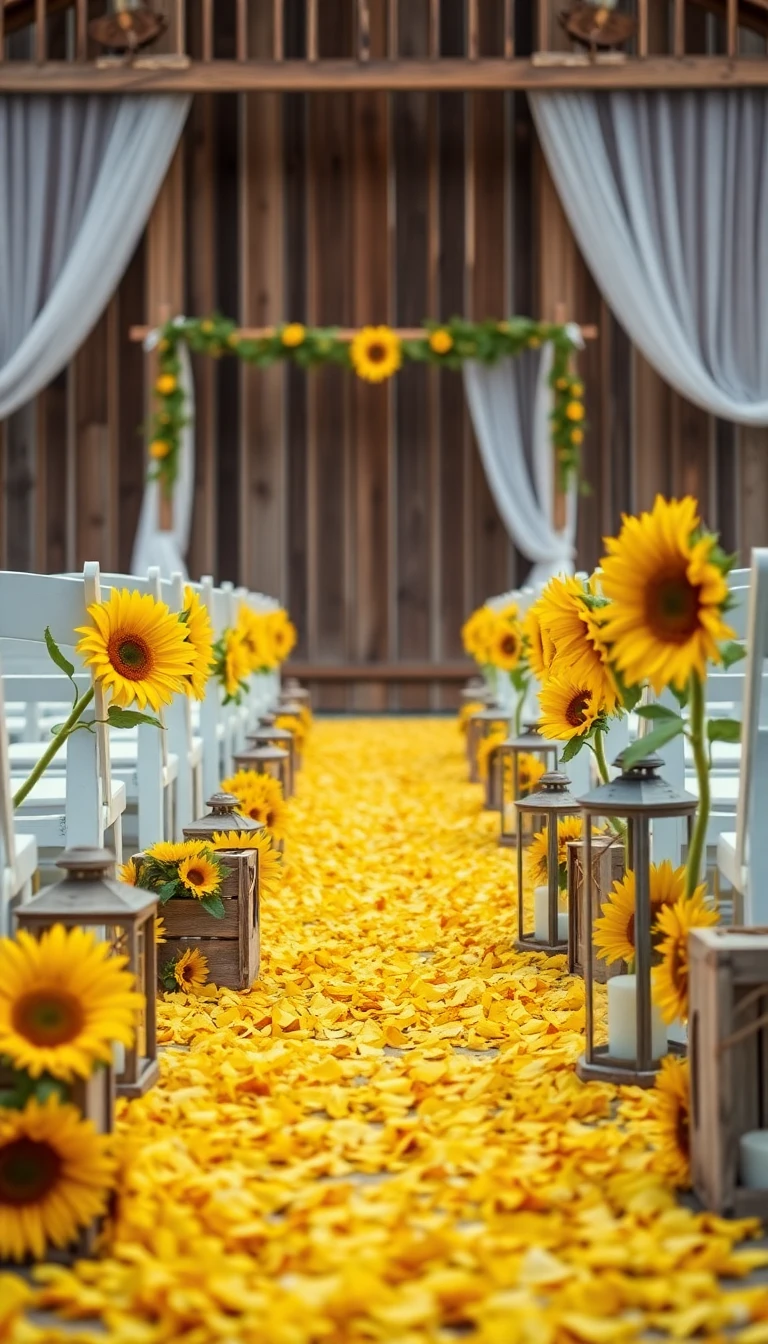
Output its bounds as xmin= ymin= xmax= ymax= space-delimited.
xmin=735 ymin=550 xmax=768 ymax=923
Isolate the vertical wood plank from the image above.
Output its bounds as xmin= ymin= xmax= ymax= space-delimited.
xmin=5 ymin=406 xmax=36 ymax=571
xmin=727 ymin=0 xmax=738 ymax=56
xmin=306 ymin=0 xmax=353 ymax=707
xmin=670 ymin=394 xmax=712 ymax=519
xmin=351 ymin=0 xmax=391 ymax=708
xmin=357 ymin=0 xmax=371 ymax=59
xmin=632 ymin=351 xmax=672 ymax=512
xmin=284 ymin=0 xmax=308 ymax=658
xmin=0 ymin=1 xmax=5 ymax=61
xmin=117 ymin=241 xmax=147 ymax=573
xmin=395 ymin=0 xmax=431 ymax=709
xmin=202 ymin=0 xmax=213 ymax=59
xmin=240 ymin=3 xmax=286 ymax=600
xmin=307 ymin=0 xmax=318 ymax=59
xmin=388 ymin=0 xmax=398 ymax=55
xmin=76 ymin=0 xmax=87 ymax=60
xmin=145 ymin=143 xmax=185 ymax=538
xmin=273 ymin=0 xmax=284 ymax=59
xmin=42 ymin=373 xmax=69 ymax=573
xmin=35 ymin=0 xmax=45 ymax=62
xmin=537 ymin=0 xmax=549 ymax=52
xmin=236 ymin=0 xmax=247 ymax=59
xmin=739 ymin=428 xmax=768 ymax=560
xmin=504 ymin=0 xmax=515 ymax=57
xmin=467 ymin=0 xmax=479 ymax=57
xmin=674 ymin=0 xmax=685 ymax=54
xmin=638 ymin=0 xmax=648 ymax=56
xmin=215 ymin=91 xmax=241 ymax=581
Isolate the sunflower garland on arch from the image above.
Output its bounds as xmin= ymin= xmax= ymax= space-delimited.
xmin=145 ymin=314 xmax=587 ymax=498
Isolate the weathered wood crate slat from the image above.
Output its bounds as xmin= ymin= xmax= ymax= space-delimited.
xmin=690 ymin=926 xmax=768 ymax=1217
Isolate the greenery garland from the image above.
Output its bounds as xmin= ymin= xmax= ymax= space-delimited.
xmin=147 ymin=315 xmax=586 ymax=498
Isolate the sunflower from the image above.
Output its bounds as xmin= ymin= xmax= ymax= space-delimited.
xmin=177 ymin=854 xmax=223 ymax=900
xmin=429 ymin=328 xmax=453 ymax=355
xmin=350 ymin=325 xmax=402 ymax=383
xmin=535 ymin=576 xmax=619 ymax=712
xmin=539 ymin=674 xmax=602 ymax=742
xmin=145 ymin=839 xmax=207 ymax=865
xmin=458 ymin=701 xmax=485 ymax=735
xmin=276 ymin=713 xmax=306 ymax=753
xmin=528 ymin=815 xmax=589 ymax=887
xmin=490 ymin=621 xmax=523 ymax=673
xmin=653 ymin=888 xmax=718 ymax=1024
xmin=0 ymin=926 xmax=142 ymax=1081
xmin=282 ymin=323 xmax=306 ymax=348
xmin=118 ymin=858 xmax=138 ymax=886
xmin=267 ymin=610 xmax=297 ymax=665
xmin=0 ymin=1097 xmax=115 ymax=1262
xmin=476 ymin=728 xmax=507 ymax=783
xmin=222 ymin=770 xmax=286 ymax=836
xmin=599 ymin=495 xmax=734 ymax=693
xmin=462 ymin=606 xmax=496 ymax=665
xmin=593 ymin=861 xmax=690 ymax=966
xmin=155 ymin=917 xmax=167 ymax=945
xmin=237 ymin=607 xmax=269 ymax=672
xmin=522 ymin=602 xmax=556 ymax=680
xmin=516 ymin=752 xmax=546 ymax=796
xmin=648 ymin=1056 xmax=691 ymax=1188
xmin=76 ymin=589 xmax=196 ymax=712
xmin=214 ymin=831 xmax=282 ymax=896
xmin=181 ymin=586 xmax=216 ymax=700
xmin=219 ymin=628 xmax=250 ymax=700
xmin=173 ymin=948 xmax=209 ymax=992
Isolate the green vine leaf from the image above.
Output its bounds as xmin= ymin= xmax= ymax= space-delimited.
xmin=622 ymin=720 xmax=684 ymax=770
xmin=107 ymin=707 xmax=164 ymax=731
xmin=636 ymin=704 xmax=684 ymax=725
xmin=707 ymin=719 xmax=741 ymax=744
xmin=200 ymin=894 xmax=226 ymax=919
xmin=721 ymin=641 xmax=747 ymax=669
xmin=560 ymin=736 xmax=585 ymax=763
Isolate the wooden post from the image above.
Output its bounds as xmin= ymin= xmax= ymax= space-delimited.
xmin=637 ymin=0 xmax=648 ymax=57
xmin=727 ymin=0 xmax=739 ymax=56
xmin=504 ymin=0 xmax=515 ymax=59
xmin=202 ymin=0 xmax=213 ymax=60
xmin=145 ymin=147 xmax=185 ymax=533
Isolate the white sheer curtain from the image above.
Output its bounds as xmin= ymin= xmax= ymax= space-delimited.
xmin=463 ymin=347 xmax=578 ymax=585
xmin=530 ymin=89 xmax=768 ymax=422
xmin=131 ymin=340 xmax=195 ymax=577
xmin=0 ymin=95 xmax=190 ymax=417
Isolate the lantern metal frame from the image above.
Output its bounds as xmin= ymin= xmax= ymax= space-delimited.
xmin=466 ymin=705 xmax=510 ymax=784
xmin=577 ymin=753 xmax=697 ymax=1088
xmin=232 ymin=741 xmax=291 ymax=795
xmin=183 ymin=791 xmax=265 ymax=841
xmin=282 ymin=678 xmax=311 ymax=708
xmin=460 ymin=677 xmax=490 ymax=707
xmin=16 ymin=847 xmax=159 ymax=1099
xmin=274 ymin=699 xmax=305 ymax=770
xmin=499 ymin=725 xmax=559 ymax=848
xmin=516 ymin=772 xmax=580 ymax=955
xmin=250 ymin=721 xmax=296 ymax=795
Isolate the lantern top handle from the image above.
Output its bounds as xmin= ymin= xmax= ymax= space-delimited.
xmin=56 ymin=846 xmax=115 ymax=879
xmin=516 ymin=770 xmax=580 ymax=814
xmin=578 ymin=751 xmax=698 ymax=819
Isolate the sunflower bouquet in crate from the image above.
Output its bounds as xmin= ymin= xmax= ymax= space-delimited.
xmin=221 ymin=769 xmax=287 ymax=843
xmin=0 ymin=923 xmax=142 ymax=1263
xmin=126 ymin=830 xmax=281 ymax=992
xmin=13 ymin=586 xmax=215 ymax=808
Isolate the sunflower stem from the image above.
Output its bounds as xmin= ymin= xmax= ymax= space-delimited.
xmin=12 ymin=687 xmax=95 ymax=809
xmin=593 ymin=729 xmax=611 ymax=786
xmin=686 ymin=672 xmax=709 ymax=899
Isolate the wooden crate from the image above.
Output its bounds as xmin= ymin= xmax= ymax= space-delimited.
xmin=690 ymin=926 xmax=768 ymax=1217
xmin=140 ymin=850 xmax=260 ymax=991
xmin=567 ymin=834 xmax=626 ymax=983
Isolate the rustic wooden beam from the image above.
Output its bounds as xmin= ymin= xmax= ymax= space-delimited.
xmin=2 ymin=56 xmax=768 ymax=92
xmin=286 ymin=662 xmax=474 ymax=682
xmin=129 ymin=321 xmax=599 ymax=341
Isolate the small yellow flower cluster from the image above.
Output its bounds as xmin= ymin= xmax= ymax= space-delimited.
xmin=16 ymin=721 xmax=768 ymax=1343
xmin=462 ymin=601 xmax=525 ymax=674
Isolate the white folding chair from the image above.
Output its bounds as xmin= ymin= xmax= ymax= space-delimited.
xmin=717 ymin=550 xmax=768 ymax=923
xmin=0 ymin=660 xmax=38 ymax=933
xmin=0 ymin=569 xmax=126 ymax=861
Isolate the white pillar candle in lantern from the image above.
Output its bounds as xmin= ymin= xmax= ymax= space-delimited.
xmin=607 ymin=973 xmax=666 ymax=1061
xmin=534 ymin=885 xmax=568 ymax=943
xmin=740 ymin=1132 xmax=768 ymax=1189
xmin=113 ymin=1040 xmax=126 ymax=1074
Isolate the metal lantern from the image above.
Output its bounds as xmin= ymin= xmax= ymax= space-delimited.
xmin=577 ymin=753 xmax=697 ymax=1088
xmin=275 ymin=700 xmax=305 ymax=769
xmin=183 ymin=791 xmax=264 ymax=841
xmin=499 ymin=725 xmax=559 ymax=848
xmin=516 ymin=772 xmax=580 ymax=955
xmin=466 ymin=705 xmax=511 ymax=784
xmin=461 ymin=677 xmax=490 ymax=707
xmin=16 ymin=847 xmax=159 ymax=1099
xmin=233 ymin=742 xmax=291 ymax=796
xmin=282 ymin=677 xmax=311 ymax=707
xmin=249 ymin=722 xmax=296 ymax=796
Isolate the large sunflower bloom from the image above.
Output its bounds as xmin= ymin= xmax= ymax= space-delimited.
xmin=528 ymin=815 xmax=588 ymax=886
xmin=0 ymin=926 xmax=142 ymax=1081
xmin=476 ymin=728 xmax=507 ymax=782
xmin=593 ymin=860 xmax=691 ymax=965
xmin=653 ymin=888 xmax=718 ymax=1024
xmin=177 ymin=853 xmax=223 ymax=900
xmin=539 ymin=673 xmax=602 ymax=742
xmin=516 ymin=752 xmax=546 ymax=796
xmin=647 ymin=1056 xmax=691 ymax=1188
xmin=222 ymin=770 xmax=286 ymax=838
xmin=267 ymin=610 xmax=297 ymax=664
xmin=173 ymin=948 xmax=209 ymax=992
xmin=489 ymin=621 xmax=523 ymax=673
xmin=76 ymin=589 xmax=196 ymax=711
xmin=213 ymin=831 xmax=282 ymax=896
xmin=145 ymin=839 xmax=208 ymax=865
xmin=350 ymin=325 xmax=401 ymax=383
xmin=536 ymin=576 xmax=619 ymax=712
xmin=237 ymin=606 xmax=271 ymax=673
xmin=599 ymin=495 xmax=734 ymax=693
xmin=182 ymin=586 xmax=216 ymax=700
xmin=0 ymin=1097 xmax=115 ymax=1262
xmin=222 ymin=629 xmax=250 ymax=700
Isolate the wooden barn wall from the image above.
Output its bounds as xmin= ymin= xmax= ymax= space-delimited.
xmin=0 ymin=0 xmax=765 ymax=710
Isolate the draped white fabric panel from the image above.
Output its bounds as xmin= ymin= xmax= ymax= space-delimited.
xmin=530 ymin=89 xmax=768 ymax=422
xmin=0 ymin=95 xmax=190 ymax=418
xmin=463 ymin=349 xmax=577 ymax=584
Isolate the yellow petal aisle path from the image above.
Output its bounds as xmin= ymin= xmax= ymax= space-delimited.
xmin=15 ymin=720 xmax=768 ymax=1343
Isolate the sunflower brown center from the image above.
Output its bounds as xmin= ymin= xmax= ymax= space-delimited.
xmin=500 ymin=633 xmax=519 ymax=657
xmin=366 ymin=343 xmax=386 ymax=363
xmin=108 ymin=632 xmax=153 ymax=681
xmin=626 ymin=912 xmax=636 ymax=952
xmin=676 ymin=1102 xmax=690 ymax=1158
xmin=185 ymin=868 xmax=205 ymax=887
xmin=566 ymin=691 xmax=592 ymax=727
xmin=0 ymin=1138 xmax=62 ymax=1206
xmin=647 ymin=572 xmax=700 ymax=643
xmin=12 ymin=990 xmax=85 ymax=1046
